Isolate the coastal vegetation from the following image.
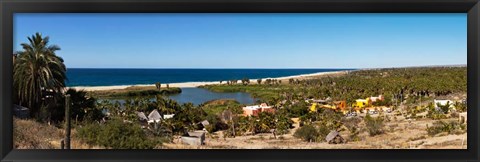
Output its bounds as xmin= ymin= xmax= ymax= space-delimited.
xmin=77 ymin=119 xmax=162 ymax=149
xmin=13 ymin=33 xmax=67 ymax=120
xmin=202 ymin=67 xmax=466 ymax=106
xmin=12 ymin=33 xmax=467 ymax=149
xmin=87 ymin=86 xmax=181 ymax=98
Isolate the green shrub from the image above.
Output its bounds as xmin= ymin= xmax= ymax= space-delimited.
xmin=426 ymin=120 xmax=464 ymax=136
xmin=364 ymin=114 xmax=384 ymax=136
xmin=341 ymin=117 xmax=362 ymax=141
xmin=77 ymin=119 xmax=160 ymax=149
xmin=294 ymin=125 xmax=319 ymax=142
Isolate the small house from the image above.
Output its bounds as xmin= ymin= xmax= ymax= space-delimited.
xmin=196 ymin=120 xmax=210 ymax=130
xmin=181 ymin=131 xmax=206 ymax=146
xmin=163 ymin=114 xmax=175 ymax=120
xmin=369 ymin=95 xmax=384 ymax=102
xmin=380 ymin=107 xmax=392 ymax=113
xmin=354 ymin=98 xmax=371 ymax=109
xmin=325 ymin=130 xmax=345 ymax=144
xmin=334 ymin=101 xmax=346 ymax=110
xmin=148 ymin=109 xmax=162 ymax=124
xmin=136 ymin=112 xmax=148 ymax=121
xmin=365 ymin=107 xmax=378 ymax=114
xmin=242 ymin=103 xmax=274 ymax=117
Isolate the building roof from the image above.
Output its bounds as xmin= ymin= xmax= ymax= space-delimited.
xmin=200 ymin=120 xmax=210 ymax=126
xmin=136 ymin=112 xmax=148 ymax=121
xmin=325 ymin=130 xmax=340 ymax=142
xmin=148 ymin=109 xmax=162 ymax=122
xmin=243 ymin=103 xmax=272 ymax=110
xmin=163 ymin=114 xmax=175 ymax=119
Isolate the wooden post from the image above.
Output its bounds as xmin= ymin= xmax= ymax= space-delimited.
xmin=65 ymin=94 xmax=71 ymax=149
xmin=61 ymin=139 xmax=65 ymax=149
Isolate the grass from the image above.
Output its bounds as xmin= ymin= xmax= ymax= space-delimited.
xmin=199 ymin=84 xmax=289 ymax=102
xmin=14 ymin=118 xmax=63 ymax=149
xmin=87 ymin=86 xmax=181 ymax=98
xmin=201 ymin=99 xmax=243 ymax=115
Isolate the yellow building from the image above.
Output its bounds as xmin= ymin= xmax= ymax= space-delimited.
xmin=310 ymin=103 xmax=318 ymax=112
xmin=354 ymin=98 xmax=372 ymax=109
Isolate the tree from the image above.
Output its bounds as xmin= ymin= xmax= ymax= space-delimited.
xmin=257 ymin=79 xmax=262 ymax=85
xmin=14 ymin=33 xmax=67 ymax=118
xmin=155 ymin=82 xmax=161 ymax=90
xmin=294 ymin=125 xmax=319 ymax=142
xmin=242 ymin=78 xmax=250 ymax=86
xmin=51 ymin=88 xmax=102 ymax=122
xmin=364 ymin=114 xmax=384 ymax=136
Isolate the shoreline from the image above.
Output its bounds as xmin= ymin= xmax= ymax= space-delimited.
xmin=69 ymin=70 xmax=353 ymax=91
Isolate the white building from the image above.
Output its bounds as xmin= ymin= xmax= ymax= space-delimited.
xmin=147 ymin=109 xmax=162 ymax=124
xmin=434 ymin=99 xmax=455 ymax=108
xmin=163 ymin=114 xmax=175 ymax=119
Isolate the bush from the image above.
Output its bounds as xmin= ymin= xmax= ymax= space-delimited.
xmin=364 ymin=114 xmax=384 ymax=136
xmin=341 ymin=117 xmax=362 ymax=141
xmin=14 ymin=118 xmax=62 ymax=149
xmin=77 ymin=119 xmax=160 ymax=149
xmin=287 ymin=101 xmax=309 ymax=117
xmin=426 ymin=120 xmax=465 ymax=136
xmin=294 ymin=125 xmax=319 ymax=142
xmin=275 ymin=113 xmax=293 ymax=135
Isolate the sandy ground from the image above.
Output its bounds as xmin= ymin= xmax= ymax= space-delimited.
xmin=69 ymin=70 xmax=352 ymax=91
xmin=162 ymin=113 xmax=467 ymax=149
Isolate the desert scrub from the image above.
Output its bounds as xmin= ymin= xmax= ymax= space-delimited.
xmin=364 ymin=114 xmax=385 ymax=136
xmin=14 ymin=118 xmax=63 ymax=149
xmin=77 ymin=119 xmax=160 ymax=149
xmin=342 ymin=117 xmax=362 ymax=141
xmin=426 ymin=120 xmax=466 ymax=136
xmin=294 ymin=124 xmax=320 ymax=142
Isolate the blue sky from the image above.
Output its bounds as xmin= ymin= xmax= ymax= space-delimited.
xmin=14 ymin=13 xmax=466 ymax=69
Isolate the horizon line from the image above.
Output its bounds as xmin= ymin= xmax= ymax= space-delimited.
xmin=66 ymin=64 xmax=467 ymax=69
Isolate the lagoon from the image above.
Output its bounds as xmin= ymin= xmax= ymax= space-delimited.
xmin=100 ymin=87 xmax=256 ymax=106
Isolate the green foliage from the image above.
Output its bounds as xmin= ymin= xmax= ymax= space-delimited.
xmin=241 ymin=78 xmax=250 ymax=85
xmin=91 ymin=88 xmax=182 ymax=98
xmin=274 ymin=111 xmax=294 ymax=135
xmin=453 ymin=101 xmax=467 ymax=112
xmin=285 ymin=100 xmax=309 ymax=118
xmin=201 ymin=99 xmax=242 ymax=116
xmin=437 ymin=102 xmax=451 ymax=114
xmin=14 ymin=33 xmax=67 ymax=118
xmin=426 ymin=120 xmax=465 ymax=136
xmin=426 ymin=103 xmax=447 ymax=120
xmin=204 ymin=114 xmax=229 ymax=132
xmin=202 ymin=67 xmax=466 ymax=112
xmin=294 ymin=125 xmax=319 ymax=142
xmin=257 ymin=79 xmax=262 ymax=85
xmin=364 ymin=114 xmax=384 ymax=136
xmin=250 ymin=112 xmax=276 ymax=133
xmin=52 ymin=89 xmax=104 ymax=122
xmin=77 ymin=119 xmax=160 ymax=149
xmin=341 ymin=117 xmax=362 ymax=141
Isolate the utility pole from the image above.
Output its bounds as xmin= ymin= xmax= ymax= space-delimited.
xmin=65 ymin=94 xmax=71 ymax=149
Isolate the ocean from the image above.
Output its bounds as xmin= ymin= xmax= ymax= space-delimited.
xmin=66 ymin=68 xmax=352 ymax=87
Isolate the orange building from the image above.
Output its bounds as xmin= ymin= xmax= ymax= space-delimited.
xmin=242 ymin=103 xmax=275 ymax=117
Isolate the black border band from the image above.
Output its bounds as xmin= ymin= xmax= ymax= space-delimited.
xmin=1 ymin=0 xmax=479 ymax=161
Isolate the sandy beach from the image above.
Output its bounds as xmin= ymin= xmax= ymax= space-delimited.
xmin=70 ymin=70 xmax=353 ymax=91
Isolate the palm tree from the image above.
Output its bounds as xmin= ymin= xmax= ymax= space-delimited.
xmin=14 ymin=33 xmax=67 ymax=117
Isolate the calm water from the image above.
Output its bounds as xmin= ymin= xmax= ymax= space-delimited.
xmin=66 ymin=68 xmax=352 ymax=86
xmin=168 ymin=88 xmax=256 ymax=105
xmin=103 ymin=88 xmax=256 ymax=106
